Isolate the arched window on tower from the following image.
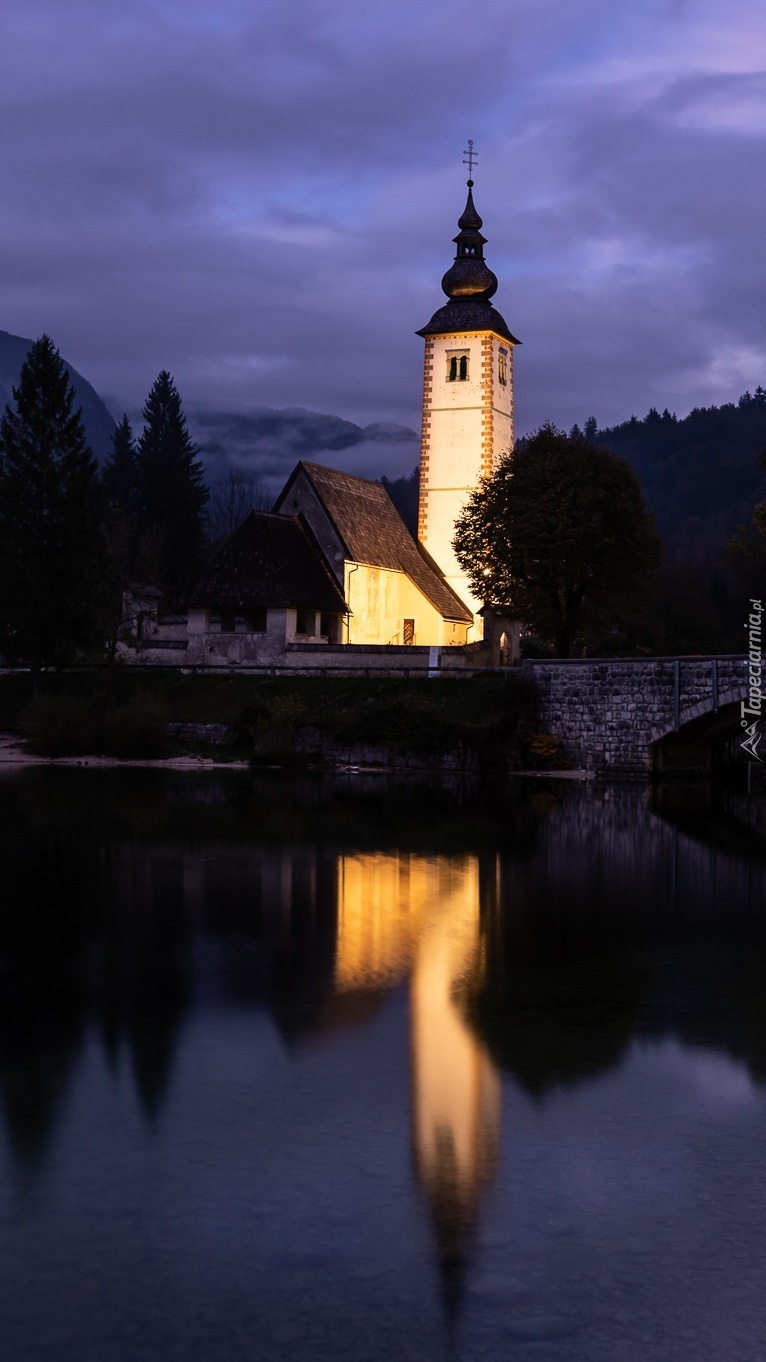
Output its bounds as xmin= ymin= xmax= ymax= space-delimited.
xmin=447 ymin=350 xmax=470 ymax=382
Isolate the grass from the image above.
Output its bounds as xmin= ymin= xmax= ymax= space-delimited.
xmin=1 ymin=669 xmax=535 ymax=762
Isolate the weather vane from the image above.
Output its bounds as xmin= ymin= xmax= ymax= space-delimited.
xmin=462 ymin=139 xmax=477 ymax=181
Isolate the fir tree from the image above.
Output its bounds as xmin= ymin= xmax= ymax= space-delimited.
xmin=103 ymin=413 xmax=138 ymax=517
xmin=135 ymin=372 xmax=208 ymax=602
xmin=100 ymin=414 xmax=143 ymax=657
xmin=0 ymin=335 xmax=107 ymax=666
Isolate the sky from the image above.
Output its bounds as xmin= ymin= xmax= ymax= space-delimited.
xmin=0 ymin=0 xmax=764 ymax=476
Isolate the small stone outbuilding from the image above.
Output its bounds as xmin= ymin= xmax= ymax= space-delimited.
xmin=184 ymin=510 xmax=347 ymax=667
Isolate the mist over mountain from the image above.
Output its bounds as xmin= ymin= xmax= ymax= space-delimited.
xmin=0 ymin=330 xmax=116 ymax=462
xmin=186 ymin=393 xmax=766 ymax=551
xmin=185 ymin=407 xmax=418 ymax=496
xmin=4 ymin=318 xmax=761 ymax=558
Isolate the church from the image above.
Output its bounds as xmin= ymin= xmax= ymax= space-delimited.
xmin=127 ymin=170 xmax=521 ymax=668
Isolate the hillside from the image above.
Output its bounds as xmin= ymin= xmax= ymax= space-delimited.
xmin=586 ymin=389 xmax=766 ymax=549
xmin=0 ymin=330 xmax=115 ymax=461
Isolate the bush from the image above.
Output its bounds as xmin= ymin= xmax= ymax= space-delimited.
xmin=521 ymin=732 xmax=570 ymax=770
xmin=20 ymin=694 xmax=102 ymax=757
xmin=105 ymin=690 xmax=169 ymax=759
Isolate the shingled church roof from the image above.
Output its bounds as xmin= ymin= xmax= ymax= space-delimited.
xmin=286 ymin=461 xmax=473 ymax=623
xmin=188 ymin=510 xmax=347 ymax=613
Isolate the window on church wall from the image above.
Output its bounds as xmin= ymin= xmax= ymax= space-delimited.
xmin=498 ymin=351 xmax=507 ymax=386
xmin=447 ymin=350 xmax=470 ymax=382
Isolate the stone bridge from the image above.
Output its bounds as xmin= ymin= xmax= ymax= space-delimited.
xmin=521 ymin=656 xmax=750 ymax=775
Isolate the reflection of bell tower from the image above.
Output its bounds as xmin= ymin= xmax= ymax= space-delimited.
xmin=417 ymin=150 xmax=520 ymax=618
xmin=409 ymin=859 xmax=500 ymax=1307
xmin=333 ymin=852 xmax=501 ymax=1306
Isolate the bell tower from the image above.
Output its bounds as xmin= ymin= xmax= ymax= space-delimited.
xmin=416 ymin=153 xmax=520 ymax=618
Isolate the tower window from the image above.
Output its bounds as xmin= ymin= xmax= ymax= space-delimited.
xmin=498 ymin=354 xmax=507 ymax=386
xmin=447 ymin=350 xmax=470 ymax=382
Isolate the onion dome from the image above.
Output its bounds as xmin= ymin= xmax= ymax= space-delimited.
xmin=440 ymin=181 xmax=498 ymax=301
xmin=417 ymin=180 xmax=520 ymax=345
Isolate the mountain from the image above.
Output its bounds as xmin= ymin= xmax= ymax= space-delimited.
xmin=185 ymin=406 xmax=418 ymax=493
xmin=583 ymin=389 xmax=766 ymax=551
xmin=0 ymin=330 xmax=116 ymax=461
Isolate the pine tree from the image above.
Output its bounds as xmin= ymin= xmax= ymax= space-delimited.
xmin=100 ymin=414 xmax=143 ymax=657
xmin=103 ymin=413 xmax=138 ymax=517
xmin=0 ymin=335 xmax=107 ymax=666
xmin=135 ymin=372 xmax=208 ymax=603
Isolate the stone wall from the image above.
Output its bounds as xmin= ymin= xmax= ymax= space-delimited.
xmin=121 ymin=633 xmax=494 ymax=676
xmin=523 ymin=657 xmax=749 ymax=775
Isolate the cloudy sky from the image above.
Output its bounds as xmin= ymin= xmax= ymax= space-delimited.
xmin=1 ymin=0 xmax=764 ymax=467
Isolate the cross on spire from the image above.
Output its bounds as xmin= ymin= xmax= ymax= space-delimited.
xmin=462 ymin=139 xmax=477 ymax=183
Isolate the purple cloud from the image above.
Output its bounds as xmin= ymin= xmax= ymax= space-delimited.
xmin=0 ymin=0 xmax=763 ymax=449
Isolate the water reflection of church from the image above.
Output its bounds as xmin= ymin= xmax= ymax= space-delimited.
xmin=333 ymin=853 xmax=500 ymax=1283
xmin=6 ymin=773 xmax=766 ymax=1303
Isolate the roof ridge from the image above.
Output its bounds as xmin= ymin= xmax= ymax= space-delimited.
xmin=299 ymin=460 xmax=390 ymax=491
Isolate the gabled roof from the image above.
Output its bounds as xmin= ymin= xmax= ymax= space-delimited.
xmin=284 ymin=461 xmax=473 ymax=623
xmin=188 ymin=510 xmax=347 ymax=613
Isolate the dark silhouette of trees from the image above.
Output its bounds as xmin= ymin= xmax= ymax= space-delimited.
xmin=207 ymin=466 xmax=270 ymax=545
xmin=102 ymin=413 xmax=139 ymax=519
xmin=454 ymin=423 xmax=661 ymax=657
xmin=725 ymin=441 xmax=766 ymax=601
xmin=379 ymin=466 xmax=419 ymax=536
xmin=0 ymin=335 xmax=107 ymax=666
xmin=588 ymin=387 xmax=766 ymax=548
xmin=101 ymin=414 xmax=149 ymax=659
xmin=135 ymin=372 xmax=208 ymax=603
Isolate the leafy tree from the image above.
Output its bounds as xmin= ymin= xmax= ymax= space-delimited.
xmin=0 ymin=335 xmax=107 ymax=667
xmin=207 ymin=466 xmax=270 ymax=544
xmin=135 ymin=371 xmax=208 ymax=602
xmin=454 ymin=423 xmax=662 ymax=657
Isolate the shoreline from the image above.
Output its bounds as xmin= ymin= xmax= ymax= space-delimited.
xmin=0 ymin=732 xmax=250 ymax=771
xmin=0 ymin=732 xmax=595 ymax=778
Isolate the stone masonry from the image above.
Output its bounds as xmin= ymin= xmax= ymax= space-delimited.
xmin=523 ymin=657 xmax=749 ymax=775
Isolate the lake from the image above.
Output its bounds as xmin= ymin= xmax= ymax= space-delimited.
xmin=0 ymin=766 xmax=765 ymax=1361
